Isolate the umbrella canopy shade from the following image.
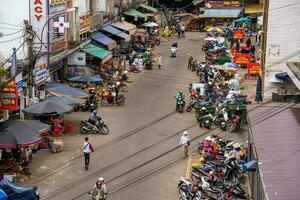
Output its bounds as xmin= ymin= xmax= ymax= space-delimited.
xmin=101 ymin=25 xmax=131 ymax=41
xmin=268 ymin=75 xmax=284 ymax=83
xmin=0 ymin=120 xmax=49 ymax=148
xmin=141 ymin=22 xmax=158 ymax=27
xmin=124 ymin=8 xmax=146 ymax=19
xmin=43 ymin=82 xmax=87 ymax=97
xmin=82 ymin=44 xmax=112 ymax=59
xmin=46 ymin=95 xmax=85 ymax=105
xmin=138 ymin=4 xmax=157 ymax=13
xmin=92 ymin=32 xmax=117 ymax=50
xmin=207 ymin=27 xmax=223 ymax=33
xmin=111 ymin=21 xmax=136 ymax=35
xmin=173 ymin=13 xmax=199 ymax=19
xmin=0 ymin=189 xmax=6 ymax=200
xmin=234 ymin=17 xmax=251 ymax=23
xmin=204 ymin=37 xmax=217 ymax=41
xmin=23 ymin=101 xmax=73 ymax=116
xmin=68 ymin=74 xmax=103 ymax=83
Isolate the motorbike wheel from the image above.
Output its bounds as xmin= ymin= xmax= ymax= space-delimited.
xmin=186 ymin=105 xmax=194 ymax=112
xmin=101 ymin=99 xmax=109 ymax=106
xmin=178 ymin=185 xmax=188 ymax=196
xmin=117 ymin=98 xmax=125 ymax=106
xmin=79 ymin=125 xmax=88 ymax=134
xmin=230 ymin=123 xmax=236 ymax=133
xmin=179 ymin=106 xmax=184 ymax=113
xmin=100 ymin=124 xmax=109 ymax=135
xmin=120 ymin=85 xmax=128 ymax=92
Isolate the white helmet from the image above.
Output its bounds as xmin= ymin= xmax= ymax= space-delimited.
xmin=183 ymin=131 xmax=188 ymax=135
xmin=98 ymin=177 xmax=104 ymax=182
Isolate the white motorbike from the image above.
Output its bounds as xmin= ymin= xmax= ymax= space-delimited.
xmin=170 ymin=47 xmax=177 ymax=57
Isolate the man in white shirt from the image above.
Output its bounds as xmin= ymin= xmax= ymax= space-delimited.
xmin=83 ymin=137 xmax=94 ymax=170
xmin=179 ymin=131 xmax=190 ymax=158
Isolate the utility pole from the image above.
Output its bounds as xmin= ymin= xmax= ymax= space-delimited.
xmin=260 ymin=0 xmax=269 ymax=100
xmin=24 ymin=20 xmax=35 ymax=99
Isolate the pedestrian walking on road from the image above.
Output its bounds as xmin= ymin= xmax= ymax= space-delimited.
xmin=179 ymin=131 xmax=190 ymax=158
xmin=157 ymin=54 xmax=162 ymax=69
xmin=181 ymin=24 xmax=185 ymax=38
xmin=187 ymin=54 xmax=193 ymax=70
xmin=83 ymin=137 xmax=94 ymax=170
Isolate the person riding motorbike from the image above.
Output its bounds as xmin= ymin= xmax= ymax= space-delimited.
xmin=100 ymin=89 xmax=109 ymax=98
xmin=88 ymin=110 xmax=99 ymax=126
xmin=176 ymin=90 xmax=185 ymax=110
xmin=91 ymin=177 xmax=107 ymax=200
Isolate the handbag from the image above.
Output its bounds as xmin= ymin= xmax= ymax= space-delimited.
xmin=187 ymin=141 xmax=190 ymax=146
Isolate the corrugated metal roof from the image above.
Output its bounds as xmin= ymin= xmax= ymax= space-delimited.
xmin=248 ymin=103 xmax=300 ymax=200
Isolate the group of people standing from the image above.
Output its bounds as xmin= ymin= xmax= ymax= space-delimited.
xmin=176 ymin=23 xmax=186 ymax=39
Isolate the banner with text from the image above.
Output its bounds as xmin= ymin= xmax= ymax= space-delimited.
xmin=248 ymin=62 xmax=260 ymax=75
xmin=234 ymin=53 xmax=250 ymax=65
xmin=0 ymin=81 xmax=18 ymax=110
xmin=233 ymin=29 xmax=245 ymax=40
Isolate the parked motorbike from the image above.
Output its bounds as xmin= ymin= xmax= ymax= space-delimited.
xmin=144 ymin=59 xmax=153 ymax=70
xmin=186 ymin=99 xmax=198 ymax=112
xmin=199 ymin=114 xmax=213 ymax=129
xmin=79 ymin=117 xmax=109 ymax=135
xmin=213 ymin=108 xmax=229 ymax=131
xmin=101 ymin=93 xmax=125 ymax=106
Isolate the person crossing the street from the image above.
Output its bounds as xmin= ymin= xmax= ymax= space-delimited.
xmin=179 ymin=131 xmax=190 ymax=158
xmin=83 ymin=137 xmax=94 ymax=170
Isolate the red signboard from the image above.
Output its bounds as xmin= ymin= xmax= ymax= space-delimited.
xmin=234 ymin=53 xmax=250 ymax=65
xmin=248 ymin=62 xmax=260 ymax=75
xmin=233 ymin=29 xmax=245 ymax=40
xmin=0 ymin=81 xmax=18 ymax=110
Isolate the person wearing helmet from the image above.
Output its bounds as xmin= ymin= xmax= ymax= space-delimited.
xmin=91 ymin=177 xmax=107 ymax=200
xmin=88 ymin=110 xmax=99 ymax=126
xmin=176 ymin=90 xmax=185 ymax=110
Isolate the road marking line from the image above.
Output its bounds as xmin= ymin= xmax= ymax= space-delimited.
xmin=185 ymin=153 xmax=194 ymax=179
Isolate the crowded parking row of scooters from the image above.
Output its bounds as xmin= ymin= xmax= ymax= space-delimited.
xmin=178 ymin=135 xmax=248 ymax=200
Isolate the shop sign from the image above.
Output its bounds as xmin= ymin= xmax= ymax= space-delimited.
xmin=51 ymin=0 xmax=66 ymax=5
xmin=90 ymin=13 xmax=102 ymax=31
xmin=34 ymin=63 xmax=49 ymax=85
xmin=248 ymin=62 xmax=260 ymax=75
xmin=51 ymin=38 xmax=67 ymax=53
xmin=79 ymin=15 xmax=90 ymax=34
xmin=30 ymin=0 xmax=47 ymax=46
xmin=67 ymin=52 xmax=86 ymax=66
xmin=15 ymin=73 xmax=23 ymax=94
xmin=234 ymin=53 xmax=250 ymax=65
xmin=233 ymin=29 xmax=245 ymax=40
xmin=0 ymin=81 xmax=18 ymax=110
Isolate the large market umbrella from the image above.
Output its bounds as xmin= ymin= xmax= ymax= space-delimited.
xmin=141 ymin=22 xmax=158 ymax=27
xmin=234 ymin=17 xmax=251 ymax=23
xmin=43 ymin=82 xmax=87 ymax=97
xmin=23 ymin=100 xmax=73 ymax=116
xmin=68 ymin=75 xmax=103 ymax=83
xmin=207 ymin=27 xmax=223 ymax=33
xmin=46 ymin=95 xmax=85 ymax=105
xmin=0 ymin=189 xmax=6 ymax=200
xmin=0 ymin=120 xmax=50 ymax=148
xmin=255 ymin=75 xmax=263 ymax=103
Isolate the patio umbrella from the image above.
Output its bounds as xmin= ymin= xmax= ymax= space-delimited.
xmin=204 ymin=37 xmax=217 ymax=41
xmin=0 ymin=120 xmax=50 ymax=148
xmin=234 ymin=17 xmax=251 ymax=23
xmin=207 ymin=27 xmax=223 ymax=33
xmin=46 ymin=95 xmax=85 ymax=105
xmin=68 ymin=74 xmax=103 ymax=83
xmin=142 ymin=22 xmax=158 ymax=27
xmin=43 ymin=82 xmax=87 ymax=97
xmin=23 ymin=101 xmax=73 ymax=116
xmin=255 ymin=75 xmax=263 ymax=103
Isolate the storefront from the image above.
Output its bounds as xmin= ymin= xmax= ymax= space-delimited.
xmin=81 ymin=43 xmax=113 ymax=69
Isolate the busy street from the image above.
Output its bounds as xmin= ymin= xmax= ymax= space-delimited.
xmin=1 ymin=0 xmax=300 ymax=200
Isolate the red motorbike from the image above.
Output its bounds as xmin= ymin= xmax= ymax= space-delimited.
xmin=101 ymin=93 xmax=125 ymax=106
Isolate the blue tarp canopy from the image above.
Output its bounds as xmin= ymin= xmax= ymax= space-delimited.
xmin=0 ymin=189 xmax=7 ymax=200
xmin=275 ymin=72 xmax=289 ymax=80
xmin=23 ymin=100 xmax=73 ymax=115
xmin=0 ymin=178 xmax=38 ymax=200
xmin=200 ymin=9 xmax=242 ymax=18
xmin=43 ymin=82 xmax=87 ymax=97
xmin=101 ymin=25 xmax=130 ymax=41
xmin=68 ymin=74 xmax=103 ymax=83
xmin=92 ymin=32 xmax=117 ymax=50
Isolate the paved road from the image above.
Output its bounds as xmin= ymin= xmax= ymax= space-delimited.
xmin=24 ymin=32 xmax=248 ymax=200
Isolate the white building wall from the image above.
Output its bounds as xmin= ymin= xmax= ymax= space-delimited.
xmin=0 ymin=0 xmax=29 ymax=59
xmin=73 ymin=0 xmax=90 ymax=16
xmin=264 ymin=0 xmax=300 ymax=97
